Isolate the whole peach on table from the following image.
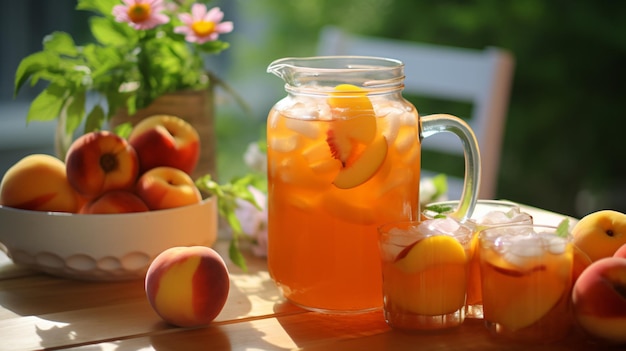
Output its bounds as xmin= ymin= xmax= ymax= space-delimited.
xmin=135 ymin=166 xmax=202 ymax=210
xmin=572 ymin=256 xmax=626 ymax=344
xmin=65 ymin=131 xmax=139 ymax=199
xmin=145 ymin=246 xmax=230 ymax=327
xmin=572 ymin=210 xmax=626 ymax=262
xmin=128 ymin=114 xmax=200 ymax=175
xmin=0 ymin=154 xmax=81 ymax=213
xmin=80 ymin=190 xmax=149 ymax=214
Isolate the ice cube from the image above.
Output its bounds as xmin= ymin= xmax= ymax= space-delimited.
xmin=287 ymin=192 xmax=320 ymax=211
xmin=380 ymin=227 xmax=419 ymax=262
xmin=302 ymin=141 xmax=336 ymax=174
xmin=476 ymin=207 xmax=532 ymax=226
xmin=376 ymin=170 xmax=412 ymax=198
xmin=540 ymin=233 xmax=568 ymax=255
xmin=506 ymin=235 xmax=545 ymax=257
xmin=285 ymin=115 xmax=321 ymax=139
xmin=394 ymin=128 xmax=417 ymax=154
xmin=381 ymin=111 xmax=401 ymax=142
xmin=495 ymin=234 xmax=543 ymax=268
xmin=417 ymin=218 xmax=471 ymax=243
xmin=269 ymin=134 xmax=299 ymax=153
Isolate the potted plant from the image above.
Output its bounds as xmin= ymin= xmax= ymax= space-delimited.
xmin=13 ymin=0 xmax=234 ymax=178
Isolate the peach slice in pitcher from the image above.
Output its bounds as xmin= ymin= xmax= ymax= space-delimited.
xmin=326 ymin=84 xmax=387 ymax=189
xmin=332 ymin=135 xmax=388 ymax=189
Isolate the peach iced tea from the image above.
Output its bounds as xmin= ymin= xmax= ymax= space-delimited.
xmin=267 ymin=85 xmax=421 ymax=312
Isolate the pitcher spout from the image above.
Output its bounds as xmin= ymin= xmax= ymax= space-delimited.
xmin=267 ymin=56 xmax=406 ymax=91
xmin=266 ymin=58 xmax=299 ymax=84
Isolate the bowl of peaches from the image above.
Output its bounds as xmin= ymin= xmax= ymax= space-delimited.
xmin=0 ymin=115 xmax=218 ymax=281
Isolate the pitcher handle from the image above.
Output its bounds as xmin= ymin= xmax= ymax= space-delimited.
xmin=420 ymin=114 xmax=481 ymax=222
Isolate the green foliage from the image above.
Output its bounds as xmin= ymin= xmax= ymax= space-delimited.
xmin=195 ymin=173 xmax=266 ymax=271
xmin=13 ymin=0 xmax=231 ymax=156
xmin=556 ymin=218 xmax=570 ymax=238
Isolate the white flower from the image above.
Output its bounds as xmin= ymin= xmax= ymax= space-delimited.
xmin=420 ymin=176 xmax=447 ymax=207
xmin=234 ymin=186 xmax=268 ymax=257
xmin=243 ymin=142 xmax=267 ymax=173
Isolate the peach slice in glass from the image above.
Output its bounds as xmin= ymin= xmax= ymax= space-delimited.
xmin=390 ymin=235 xmax=468 ymax=315
xmin=482 ymin=250 xmax=572 ymax=331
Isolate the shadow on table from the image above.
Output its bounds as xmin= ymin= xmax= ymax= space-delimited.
xmin=272 ymin=310 xmax=619 ymax=351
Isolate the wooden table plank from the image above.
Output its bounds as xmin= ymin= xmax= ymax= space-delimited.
xmin=60 ymin=311 xmax=621 ymax=351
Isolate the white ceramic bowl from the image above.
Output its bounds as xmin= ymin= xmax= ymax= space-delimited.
xmin=0 ymin=197 xmax=217 ymax=281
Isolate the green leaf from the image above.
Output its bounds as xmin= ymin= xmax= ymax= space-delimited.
xmin=84 ymin=104 xmax=105 ymax=134
xmin=198 ymin=40 xmax=230 ymax=55
xmin=27 ymin=84 xmax=67 ymax=122
xmin=90 ymin=16 xmax=135 ymax=46
xmin=195 ymin=174 xmax=267 ymax=272
xmin=556 ymin=218 xmax=570 ymax=238
xmin=14 ymin=51 xmax=56 ymax=96
xmin=65 ymin=91 xmax=86 ymax=135
xmin=76 ymin=0 xmax=117 ymax=15
xmin=113 ymin=122 xmax=133 ymax=139
xmin=229 ymin=239 xmax=248 ymax=272
xmin=432 ymin=173 xmax=448 ymax=198
xmin=43 ymin=32 xmax=78 ymax=57
xmin=424 ymin=204 xmax=454 ymax=214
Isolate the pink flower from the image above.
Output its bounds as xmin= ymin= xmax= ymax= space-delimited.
xmin=175 ymin=5 xmax=233 ymax=44
xmin=113 ymin=0 xmax=170 ymax=30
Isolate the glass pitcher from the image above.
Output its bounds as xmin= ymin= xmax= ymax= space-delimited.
xmin=266 ymin=56 xmax=480 ymax=313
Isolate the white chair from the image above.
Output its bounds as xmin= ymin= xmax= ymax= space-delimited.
xmin=317 ymin=26 xmax=515 ymax=200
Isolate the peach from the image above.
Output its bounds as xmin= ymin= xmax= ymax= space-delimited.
xmin=65 ymin=131 xmax=139 ymax=199
xmin=572 ymin=210 xmax=626 ymax=262
xmin=614 ymin=244 xmax=626 ymax=259
xmin=145 ymin=246 xmax=230 ymax=327
xmin=572 ymin=256 xmax=626 ymax=344
xmin=0 ymin=154 xmax=81 ymax=213
xmin=80 ymin=190 xmax=149 ymax=214
xmin=135 ymin=166 xmax=202 ymax=210
xmin=128 ymin=114 xmax=200 ymax=175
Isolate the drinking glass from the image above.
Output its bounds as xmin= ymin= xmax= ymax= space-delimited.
xmin=378 ymin=218 xmax=472 ymax=331
xmin=478 ymin=224 xmax=574 ymax=343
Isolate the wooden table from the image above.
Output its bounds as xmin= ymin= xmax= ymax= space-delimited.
xmin=0 ymin=205 xmax=620 ymax=350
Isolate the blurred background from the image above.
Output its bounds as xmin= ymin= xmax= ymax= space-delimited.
xmin=1 ymin=0 xmax=625 ymax=217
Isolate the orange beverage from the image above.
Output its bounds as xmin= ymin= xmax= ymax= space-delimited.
xmin=378 ymin=219 xmax=472 ymax=330
xmin=267 ymin=96 xmax=421 ymax=312
xmin=479 ymin=225 xmax=573 ymax=342
xmin=266 ymin=56 xmax=481 ymax=313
